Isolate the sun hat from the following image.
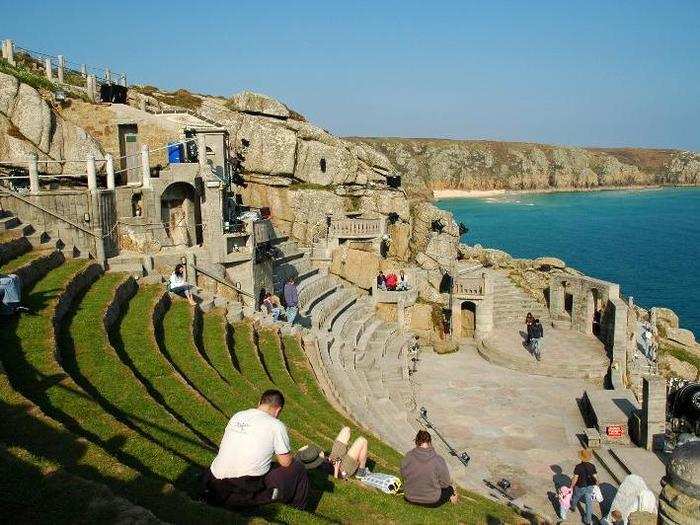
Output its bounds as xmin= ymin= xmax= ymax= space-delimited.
xmin=296 ymin=444 xmax=325 ymax=470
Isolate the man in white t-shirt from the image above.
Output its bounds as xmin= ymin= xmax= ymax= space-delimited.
xmin=204 ymin=389 xmax=309 ymax=509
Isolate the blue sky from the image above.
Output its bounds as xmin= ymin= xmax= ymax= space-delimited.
xmin=2 ymin=0 xmax=699 ymax=150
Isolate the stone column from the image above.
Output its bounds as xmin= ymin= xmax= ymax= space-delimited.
xmin=641 ymin=375 xmax=666 ymax=451
xmin=3 ymin=39 xmax=15 ymax=66
xmin=140 ymin=145 xmax=151 ymax=189
xmin=105 ymin=154 xmax=115 ymax=190
xmin=451 ymin=298 xmax=462 ymax=342
xmin=105 ymin=67 xmax=111 ymax=83
xmin=28 ymin=153 xmax=39 ymax=194
xmin=658 ymin=441 xmax=700 ymax=524
xmin=197 ymin=133 xmax=207 ymax=172
xmin=57 ymin=55 xmax=64 ymax=83
xmin=86 ymin=74 xmax=95 ymax=101
xmin=44 ymin=58 xmax=53 ymax=80
xmin=80 ymin=64 xmax=86 ymax=78
xmin=86 ymin=154 xmax=97 ymax=192
xmin=476 ymin=271 xmax=494 ymax=337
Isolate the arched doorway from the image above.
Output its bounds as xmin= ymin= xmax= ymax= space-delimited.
xmin=461 ymin=301 xmax=476 ymax=338
xmin=160 ymin=182 xmax=203 ymax=246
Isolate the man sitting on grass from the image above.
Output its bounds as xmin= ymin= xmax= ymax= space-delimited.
xmin=204 ymin=389 xmax=309 ymax=509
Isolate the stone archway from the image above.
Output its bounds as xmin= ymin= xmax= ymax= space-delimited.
xmin=160 ymin=182 xmax=203 ymax=246
xmin=461 ymin=301 xmax=477 ymax=338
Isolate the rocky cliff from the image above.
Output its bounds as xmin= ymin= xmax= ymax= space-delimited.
xmin=348 ymin=137 xmax=700 ymax=197
xmin=0 ymin=71 xmax=103 ymax=174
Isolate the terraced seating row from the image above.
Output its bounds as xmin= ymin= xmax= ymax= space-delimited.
xmin=0 ymin=232 xmax=517 ymax=523
xmin=270 ymin=240 xmax=422 ymax=456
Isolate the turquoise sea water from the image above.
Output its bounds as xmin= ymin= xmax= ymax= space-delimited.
xmin=437 ymin=187 xmax=700 ymax=338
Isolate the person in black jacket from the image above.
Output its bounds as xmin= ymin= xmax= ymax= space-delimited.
xmin=530 ymin=319 xmax=544 ymax=361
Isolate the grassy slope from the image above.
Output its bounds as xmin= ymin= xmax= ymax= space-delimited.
xmin=59 ymin=273 xmax=214 ymax=472
xmin=116 ymin=286 xmax=230 ymax=444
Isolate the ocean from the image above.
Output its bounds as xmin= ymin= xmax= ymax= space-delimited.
xmin=437 ymin=187 xmax=700 ymax=338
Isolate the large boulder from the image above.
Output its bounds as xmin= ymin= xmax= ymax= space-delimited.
xmin=295 ymin=140 xmax=358 ymax=186
xmin=659 ymin=353 xmax=698 ymax=381
xmin=652 ymin=307 xmax=680 ymax=330
xmin=0 ymin=72 xmax=102 ymax=173
xmin=227 ymin=91 xmax=290 ymax=119
xmin=236 ymin=115 xmax=296 ymax=175
xmin=330 ymin=246 xmax=379 ymax=290
xmin=666 ymin=328 xmax=697 ymax=348
xmin=533 ymin=256 xmax=566 ymax=270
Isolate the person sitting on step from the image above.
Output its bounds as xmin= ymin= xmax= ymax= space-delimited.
xmin=203 ymin=389 xmax=309 ymax=509
xmin=262 ymin=292 xmax=282 ymax=321
xmin=329 ymin=426 xmax=370 ymax=479
xmin=168 ymin=264 xmax=196 ymax=305
xmin=377 ymin=271 xmax=387 ymax=291
xmin=0 ymin=273 xmax=29 ymax=315
xmin=397 ymin=270 xmax=410 ymax=291
xmin=401 ymin=430 xmax=458 ymax=507
xmin=385 ymin=272 xmax=398 ymax=291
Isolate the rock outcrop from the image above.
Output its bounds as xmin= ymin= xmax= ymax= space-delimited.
xmin=348 ymin=137 xmax=700 ymax=196
xmin=0 ymin=72 xmax=103 ymax=174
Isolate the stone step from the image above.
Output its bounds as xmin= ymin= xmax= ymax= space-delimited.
xmin=0 ymin=215 xmax=21 ymax=230
xmin=593 ymin=448 xmax=628 ymax=485
xmin=322 ymin=293 xmax=357 ymax=333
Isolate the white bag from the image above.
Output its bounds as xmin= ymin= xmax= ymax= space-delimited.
xmin=592 ymin=484 xmax=604 ymax=503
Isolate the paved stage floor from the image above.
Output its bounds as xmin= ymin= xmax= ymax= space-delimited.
xmin=414 ymin=341 xmax=615 ymax=522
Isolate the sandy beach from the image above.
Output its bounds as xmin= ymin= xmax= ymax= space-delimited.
xmin=432 ymin=184 xmax=668 ymax=200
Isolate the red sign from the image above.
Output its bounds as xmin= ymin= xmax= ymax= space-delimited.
xmin=606 ymin=425 xmax=624 ymax=437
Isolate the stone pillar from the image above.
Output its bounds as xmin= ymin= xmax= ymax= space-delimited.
xmin=120 ymin=73 xmax=127 ymax=87
xmin=658 ymin=441 xmax=700 ymax=524
xmin=57 ymin=55 xmax=64 ymax=83
xmin=80 ymin=64 xmax=86 ymax=78
xmin=197 ymin=133 xmax=207 ymax=172
xmin=549 ymin=276 xmax=564 ymax=317
xmin=28 ymin=153 xmax=39 ymax=194
xmin=451 ymin=298 xmax=462 ymax=342
xmin=86 ymin=154 xmax=97 ymax=192
xmin=105 ymin=67 xmax=111 ymax=83
xmin=86 ymin=75 xmax=95 ymax=101
xmin=44 ymin=58 xmax=53 ymax=80
xmin=140 ymin=145 xmax=151 ymax=189
xmin=476 ymin=271 xmax=494 ymax=337
xmin=641 ymin=375 xmax=666 ymax=451
xmin=105 ymin=154 xmax=115 ymax=190
xmin=3 ymin=39 xmax=15 ymax=66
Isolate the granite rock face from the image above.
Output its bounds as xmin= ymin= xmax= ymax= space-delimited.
xmin=0 ymin=72 xmax=103 ymax=173
xmin=349 ymin=137 xmax=700 ymax=195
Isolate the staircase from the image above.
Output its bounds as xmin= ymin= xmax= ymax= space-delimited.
xmin=491 ymin=271 xmax=551 ymax=328
xmin=269 ymin=239 xmax=420 ymax=452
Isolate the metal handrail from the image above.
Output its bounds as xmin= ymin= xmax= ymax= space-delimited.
xmin=0 ymin=185 xmax=96 ymax=237
xmin=192 ymin=264 xmax=254 ymax=299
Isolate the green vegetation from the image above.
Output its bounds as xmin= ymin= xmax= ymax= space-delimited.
xmin=132 ymin=85 xmax=202 ymax=110
xmin=115 ymin=286 xmax=229 ymax=444
xmin=0 ymin=57 xmax=55 ymax=92
xmin=59 ymin=273 xmax=214 ymax=468
xmin=660 ymin=341 xmax=700 ymax=376
xmin=0 ymin=250 xmax=44 ymax=274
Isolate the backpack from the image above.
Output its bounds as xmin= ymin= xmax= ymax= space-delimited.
xmin=358 ymin=472 xmax=402 ymax=494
